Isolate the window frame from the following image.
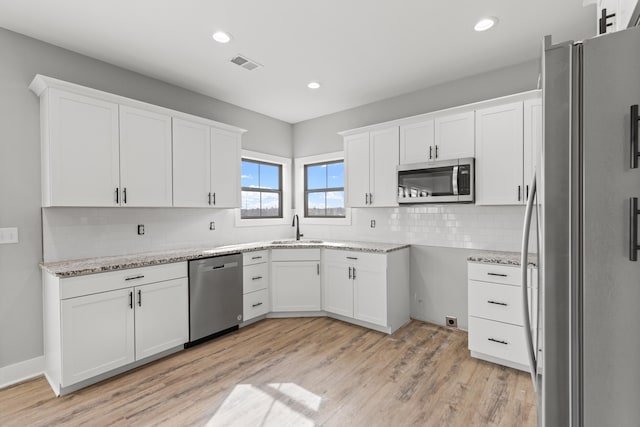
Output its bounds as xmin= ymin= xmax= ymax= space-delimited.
xmin=303 ymin=160 xmax=345 ymax=218
xmin=294 ymin=151 xmax=351 ymax=226
xmin=241 ymin=158 xmax=283 ymax=219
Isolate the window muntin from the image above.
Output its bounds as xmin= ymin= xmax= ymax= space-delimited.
xmin=241 ymin=159 xmax=283 ymax=218
xmin=304 ymin=160 xmax=345 ymax=218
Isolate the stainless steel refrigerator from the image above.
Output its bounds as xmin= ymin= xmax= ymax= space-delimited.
xmin=521 ymin=26 xmax=640 ymax=427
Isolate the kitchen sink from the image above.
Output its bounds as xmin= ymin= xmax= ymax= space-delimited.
xmin=271 ymin=239 xmax=323 ymax=244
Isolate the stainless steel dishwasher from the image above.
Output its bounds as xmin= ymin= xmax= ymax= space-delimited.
xmin=187 ymin=253 xmax=243 ymax=345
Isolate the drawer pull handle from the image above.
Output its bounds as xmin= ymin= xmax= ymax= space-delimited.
xmin=487 ymin=300 xmax=508 ymax=306
xmin=125 ymin=275 xmax=145 ymax=281
xmin=252 ymin=256 xmax=263 ymax=260
xmin=346 ymin=256 xmax=358 ymax=260
xmin=252 ymin=276 xmax=263 ymax=281
xmin=252 ymin=302 xmax=263 ymax=308
xmin=488 ymin=338 xmax=508 ymax=345
xmin=487 ymin=272 xmax=508 ymax=277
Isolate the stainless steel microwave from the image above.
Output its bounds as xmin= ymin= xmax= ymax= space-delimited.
xmin=397 ymin=158 xmax=475 ymax=204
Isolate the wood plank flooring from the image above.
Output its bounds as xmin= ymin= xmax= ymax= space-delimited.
xmin=0 ymin=318 xmax=536 ymax=426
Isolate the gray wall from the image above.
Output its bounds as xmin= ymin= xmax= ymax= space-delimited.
xmin=292 ymin=59 xmax=539 ymax=157
xmin=0 ymin=27 xmax=292 ymax=370
xmin=292 ymin=59 xmax=540 ymax=326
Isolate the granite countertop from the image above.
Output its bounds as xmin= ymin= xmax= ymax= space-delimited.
xmin=467 ymin=250 xmax=538 ymax=267
xmin=40 ymin=240 xmax=410 ymax=277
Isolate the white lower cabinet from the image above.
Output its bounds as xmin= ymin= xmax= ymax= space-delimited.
xmin=44 ymin=263 xmax=188 ymax=395
xmin=467 ymin=262 xmax=537 ymax=371
xmin=321 ymin=248 xmax=409 ymax=333
xmin=243 ymin=251 xmax=270 ymax=321
xmin=271 ymin=249 xmax=321 ymax=312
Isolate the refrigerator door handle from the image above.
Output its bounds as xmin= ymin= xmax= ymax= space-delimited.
xmin=521 ymin=174 xmax=538 ymax=391
xmin=631 ymin=104 xmax=639 ymax=169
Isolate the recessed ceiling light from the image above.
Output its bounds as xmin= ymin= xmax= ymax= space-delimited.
xmin=212 ymin=31 xmax=232 ymax=44
xmin=474 ymin=17 xmax=498 ymax=32
xmin=307 ymin=81 xmax=321 ymax=89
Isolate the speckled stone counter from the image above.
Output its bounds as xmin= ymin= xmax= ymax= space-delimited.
xmin=467 ymin=250 xmax=538 ymax=267
xmin=40 ymin=240 xmax=410 ymax=277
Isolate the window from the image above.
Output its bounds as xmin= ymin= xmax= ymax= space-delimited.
xmin=241 ymin=159 xmax=283 ymax=218
xmin=304 ymin=160 xmax=345 ymax=217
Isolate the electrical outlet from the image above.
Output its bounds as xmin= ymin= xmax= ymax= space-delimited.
xmin=445 ymin=316 xmax=458 ymax=328
xmin=209 ymin=221 xmax=215 ymax=231
xmin=370 ymin=219 xmax=376 ymax=228
xmin=137 ymin=224 xmax=145 ymax=235
xmin=0 ymin=227 xmax=18 ymax=244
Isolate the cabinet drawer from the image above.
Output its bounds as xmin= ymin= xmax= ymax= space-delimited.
xmin=323 ymin=249 xmax=386 ymax=269
xmin=243 ymin=250 xmax=269 ymax=266
xmin=468 ymin=316 xmax=528 ymax=366
xmin=468 ymin=263 xmax=521 ymax=286
xmin=271 ymin=249 xmax=320 ymax=262
xmin=243 ymin=289 xmax=269 ymax=321
xmin=60 ymin=262 xmax=188 ymax=299
xmin=243 ymin=263 xmax=269 ymax=294
xmin=468 ymin=280 xmax=524 ymax=326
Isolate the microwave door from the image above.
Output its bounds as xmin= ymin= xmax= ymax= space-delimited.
xmin=397 ymin=165 xmax=459 ymax=203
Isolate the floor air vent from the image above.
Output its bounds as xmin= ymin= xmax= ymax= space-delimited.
xmin=230 ymin=54 xmax=262 ymax=71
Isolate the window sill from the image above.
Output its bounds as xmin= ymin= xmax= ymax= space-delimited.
xmin=300 ymin=215 xmax=351 ymax=226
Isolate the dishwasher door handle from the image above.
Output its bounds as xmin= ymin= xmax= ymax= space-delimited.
xmin=211 ymin=262 xmax=239 ymax=270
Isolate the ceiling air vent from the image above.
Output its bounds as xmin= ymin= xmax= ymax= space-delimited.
xmin=230 ymin=54 xmax=262 ymax=71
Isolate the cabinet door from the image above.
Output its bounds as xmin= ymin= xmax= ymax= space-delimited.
xmin=345 ymin=133 xmax=370 ymax=208
xmin=322 ymin=261 xmax=354 ymax=317
xmin=172 ymin=118 xmax=211 ymax=207
xmin=475 ymin=102 xmax=524 ymax=205
xmin=61 ymin=288 xmax=134 ymax=386
xmin=523 ymin=98 xmax=542 ymax=202
xmin=47 ymin=89 xmax=120 ymax=206
xmin=119 ymin=106 xmax=173 ymax=207
xmin=370 ymin=127 xmax=399 ymax=207
xmin=353 ymin=265 xmax=387 ymax=327
xmin=134 ymin=278 xmax=188 ymax=360
xmin=271 ymin=261 xmax=321 ymax=311
xmin=434 ymin=111 xmax=475 ymax=160
xmin=210 ymin=127 xmax=241 ymax=208
xmin=400 ymin=120 xmax=434 ymax=165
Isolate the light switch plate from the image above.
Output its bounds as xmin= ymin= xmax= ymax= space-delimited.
xmin=0 ymin=227 xmax=19 ymax=244
xmin=209 ymin=221 xmax=215 ymax=231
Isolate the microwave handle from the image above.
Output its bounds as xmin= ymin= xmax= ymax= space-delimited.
xmin=452 ymin=165 xmax=459 ymax=195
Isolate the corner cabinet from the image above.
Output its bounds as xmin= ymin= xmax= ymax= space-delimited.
xmin=30 ymin=74 xmax=245 ymax=208
xmin=172 ymin=118 xmax=241 ymax=208
xmin=43 ymin=263 xmax=189 ymax=395
xmin=321 ymin=248 xmax=410 ymax=334
xmin=344 ymin=127 xmax=399 ymax=208
xmin=270 ymin=249 xmax=321 ymax=312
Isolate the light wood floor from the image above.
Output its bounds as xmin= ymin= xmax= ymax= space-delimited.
xmin=0 ymin=318 xmax=536 ymax=426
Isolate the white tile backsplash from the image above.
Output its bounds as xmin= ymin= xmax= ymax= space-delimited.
xmin=42 ymin=204 xmax=533 ymax=262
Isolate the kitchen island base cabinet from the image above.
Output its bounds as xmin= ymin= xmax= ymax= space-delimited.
xmin=322 ymin=248 xmax=410 ymax=334
xmin=43 ymin=263 xmax=188 ymax=395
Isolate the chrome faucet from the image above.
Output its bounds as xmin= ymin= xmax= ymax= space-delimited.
xmin=292 ymin=214 xmax=303 ymax=240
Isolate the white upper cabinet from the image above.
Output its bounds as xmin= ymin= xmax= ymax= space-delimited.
xmin=400 ymin=120 xmax=434 ymax=165
xmin=345 ymin=132 xmax=371 ymax=208
xmin=475 ymin=102 xmax=524 ymax=205
xmin=119 ymin=106 xmax=173 ymax=207
xmin=523 ymin=98 xmax=542 ymax=201
xmin=44 ymin=89 xmax=120 ymax=207
xmin=30 ymin=75 xmax=245 ymax=208
xmin=345 ymin=127 xmax=399 ymax=208
xmin=210 ymin=127 xmax=241 ymax=208
xmin=434 ymin=111 xmax=475 ymax=160
xmin=597 ymin=0 xmax=639 ymax=34
xmin=172 ymin=118 xmax=211 ymax=207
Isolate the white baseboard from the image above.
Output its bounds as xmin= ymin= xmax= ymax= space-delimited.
xmin=0 ymin=356 xmax=44 ymax=389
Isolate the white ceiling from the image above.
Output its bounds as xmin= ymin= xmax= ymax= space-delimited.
xmin=0 ymin=0 xmax=595 ymax=123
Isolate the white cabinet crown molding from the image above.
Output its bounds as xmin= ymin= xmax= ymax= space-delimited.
xmin=29 ymin=74 xmax=247 ymax=135
xmin=338 ymin=89 xmax=541 ymax=137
